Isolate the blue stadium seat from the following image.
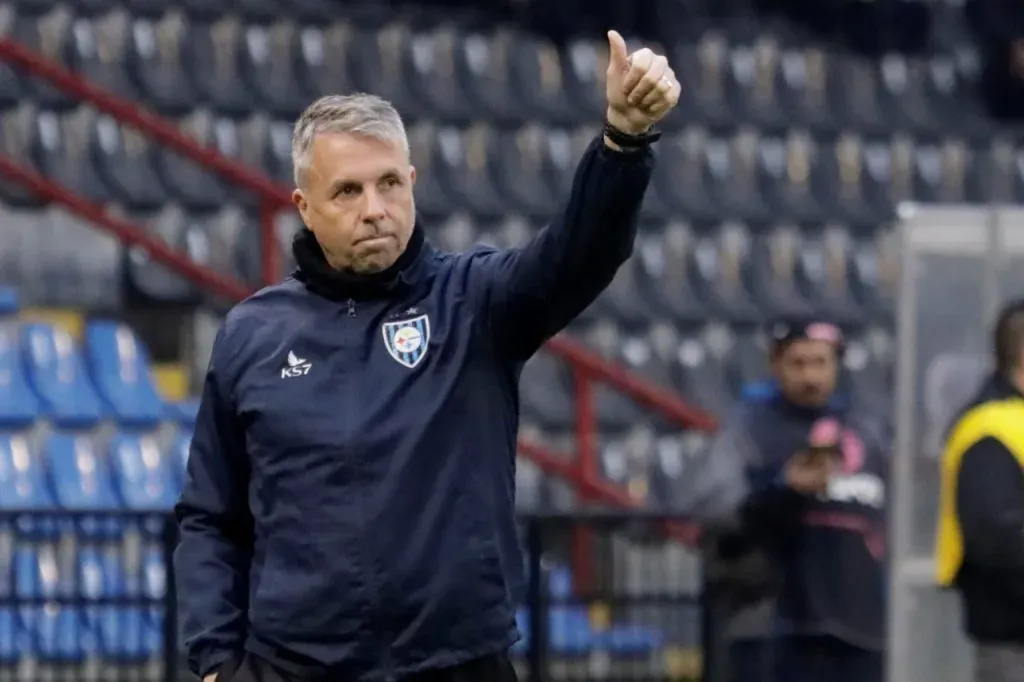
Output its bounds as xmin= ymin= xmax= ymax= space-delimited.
xmin=545 ymin=566 xmax=598 ymax=654
xmin=0 ymin=435 xmax=57 ymax=534
xmin=44 ymin=433 xmax=122 ymax=511
xmin=79 ymin=549 xmax=162 ymax=659
xmin=0 ymin=607 xmax=27 ymax=662
xmin=0 ymin=324 xmax=41 ymax=430
xmin=84 ymin=321 xmax=164 ymax=430
xmin=15 ymin=547 xmax=97 ymax=661
xmin=21 ymin=322 xmax=106 ymax=429
xmin=109 ymin=433 xmax=179 ymax=510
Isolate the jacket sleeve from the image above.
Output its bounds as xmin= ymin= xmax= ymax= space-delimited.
xmin=956 ymin=436 xmax=1024 ymax=572
xmin=476 ymin=136 xmax=653 ymax=358
xmin=173 ymin=325 xmax=254 ymax=678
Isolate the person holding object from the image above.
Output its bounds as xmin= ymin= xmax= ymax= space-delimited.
xmin=936 ymin=299 xmax=1024 ymax=682
xmin=174 ymin=30 xmax=679 ymax=682
xmin=685 ymin=319 xmax=888 ymax=682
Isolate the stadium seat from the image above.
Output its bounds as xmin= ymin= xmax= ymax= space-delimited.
xmin=84 ymin=320 xmax=164 ymax=430
xmin=125 ymin=13 xmax=197 ymax=115
xmin=0 ymin=324 xmax=41 ymax=431
xmin=0 ymin=105 xmax=49 ymax=209
xmin=79 ymin=548 xmax=162 ymax=659
xmin=0 ymin=434 xmax=58 ymax=533
xmin=188 ymin=17 xmax=258 ymax=117
xmin=15 ymin=546 xmax=97 ymax=661
xmin=402 ymin=29 xmax=476 ymax=125
xmin=65 ymin=12 xmax=138 ymax=99
xmin=152 ymin=111 xmax=229 ymax=211
xmin=21 ymin=322 xmax=106 ymax=429
xmin=109 ymin=433 xmax=179 ymax=509
xmin=122 ymin=205 xmax=208 ymax=303
xmin=519 ymin=351 xmax=574 ymax=430
xmin=44 ymin=433 xmax=122 ymax=510
xmin=28 ymin=108 xmax=111 ymax=204
xmin=90 ymin=114 xmax=168 ymax=210
xmin=13 ymin=8 xmax=76 ymax=111
xmin=0 ymin=607 xmax=27 ymax=662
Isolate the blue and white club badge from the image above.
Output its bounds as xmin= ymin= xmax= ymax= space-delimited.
xmin=382 ymin=314 xmax=430 ymax=369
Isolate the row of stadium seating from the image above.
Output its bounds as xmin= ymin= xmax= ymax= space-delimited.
xmin=0 ymin=544 xmax=165 ymax=661
xmin=0 ymin=544 xmax=670 ymax=661
xmin=0 ymin=290 xmax=196 ymax=431
xmin=0 ymin=200 xmax=900 ymax=322
xmin=3 ymin=4 xmax=988 ymax=137
xmin=0 ymin=431 xmax=188 ymax=514
xmin=2 ymin=106 xmax=1005 ymax=218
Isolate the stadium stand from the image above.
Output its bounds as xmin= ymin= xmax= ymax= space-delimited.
xmin=0 ymin=0 xmax=1002 ymax=677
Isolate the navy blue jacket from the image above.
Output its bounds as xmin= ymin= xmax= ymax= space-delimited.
xmin=174 ymin=136 xmax=653 ymax=681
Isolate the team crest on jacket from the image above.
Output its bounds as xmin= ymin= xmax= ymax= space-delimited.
xmin=382 ymin=314 xmax=430 ymax=368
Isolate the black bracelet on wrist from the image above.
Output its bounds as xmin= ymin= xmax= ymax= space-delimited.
xmin=603 ymin=121 xmax=662 ymax=149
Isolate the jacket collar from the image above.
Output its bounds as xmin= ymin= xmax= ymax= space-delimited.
xmin=292 ymin=225 xmax=426 ymax=301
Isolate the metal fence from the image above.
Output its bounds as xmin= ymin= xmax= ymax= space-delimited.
xmin=889 ymin=204 xmax=1024 ymax=682
xmin=0 ymin=511 xmax=709 ymax=682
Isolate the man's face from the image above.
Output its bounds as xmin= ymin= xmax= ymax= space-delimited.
xmin=292 ymin=131 xmax=416 ymax=274
xmin=772 ymin=339 xmax=839 ymax=408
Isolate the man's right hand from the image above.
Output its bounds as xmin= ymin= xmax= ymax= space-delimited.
xmin=203 ymin=675 xmax=217 ymax=682
xmin=784 ymin=450 xmax=832 ymax=495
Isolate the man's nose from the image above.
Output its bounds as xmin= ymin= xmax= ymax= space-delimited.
xmin=362 ymin=188 xmax=387 ymax=220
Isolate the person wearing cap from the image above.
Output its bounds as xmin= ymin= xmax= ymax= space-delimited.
xmin=936 ymin=299 xmax=1024 ymax=682
xmin=683 ymin=318 xmax=888 ymax=682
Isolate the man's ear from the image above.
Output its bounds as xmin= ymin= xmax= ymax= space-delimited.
xmin=292 ymin=189 xmax=310 ymax=228
xmin=409 ymin=165 xmax=417 ymax=187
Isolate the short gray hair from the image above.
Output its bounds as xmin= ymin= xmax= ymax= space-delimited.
xmin=291 ymin=93 xmax=409 ymax=187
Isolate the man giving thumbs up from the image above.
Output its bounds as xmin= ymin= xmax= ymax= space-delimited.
xmin=180 ymin=27 xmax=678 ymax=682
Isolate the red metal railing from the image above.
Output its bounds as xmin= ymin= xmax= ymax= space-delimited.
xmin=0 ymin=40 xmax=717 ymax=569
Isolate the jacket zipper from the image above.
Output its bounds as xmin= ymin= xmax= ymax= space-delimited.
xmin=345 ymin=294 xmax=395 ymax=677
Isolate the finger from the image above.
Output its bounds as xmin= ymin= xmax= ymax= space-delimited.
xmin=644 ymin=79 xmax=681 ymax=117
xmin=638 ymin=68 xmax=675 ymax=110
xmin=620 ymin=47 xmax=655 ymax=96
xmin=606 ymin=30 xmax=629 ymax=74
xmin=627 ymin=54 xmax=668 ymax=106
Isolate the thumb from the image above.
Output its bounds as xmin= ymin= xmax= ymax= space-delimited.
xmin=607 ymin=30 xmax=628 ymax=73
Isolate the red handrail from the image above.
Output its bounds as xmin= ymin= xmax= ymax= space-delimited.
xmin=0 ymin=40 xmax=717 ymax=559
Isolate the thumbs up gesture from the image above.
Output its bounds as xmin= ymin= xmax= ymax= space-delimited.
xmin=605 ymin=30 xmax=679 ymax=136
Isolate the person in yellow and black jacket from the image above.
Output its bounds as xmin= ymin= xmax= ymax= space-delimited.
xmin=936 ymin=299 xmax=1024 ymax=682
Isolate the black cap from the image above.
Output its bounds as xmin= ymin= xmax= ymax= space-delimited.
xmin=768 ymin=317 xmax=845 ymax=355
